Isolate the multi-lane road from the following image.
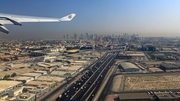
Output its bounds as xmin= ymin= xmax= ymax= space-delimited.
xmin=40 ymin=53 xmax=109 ymax=101
xmin=56 ymin=52 xmax=117 ymax=101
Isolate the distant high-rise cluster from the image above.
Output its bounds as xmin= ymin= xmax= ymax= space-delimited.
xmin=62 ymin=33 xmax=140 ymax=42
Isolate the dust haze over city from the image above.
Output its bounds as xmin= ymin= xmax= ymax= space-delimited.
xmin=2 ymin=0 xmax=180 ymax=101
xmin=1 ymin=0 xmax=180 ymax=39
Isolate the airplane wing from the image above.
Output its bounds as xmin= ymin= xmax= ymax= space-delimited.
xmin=0 ymin=13 xmax=76 ymax=34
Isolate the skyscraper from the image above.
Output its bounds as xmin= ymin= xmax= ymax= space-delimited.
xmin=74 ymin=33 xmax=77 ymax=39
xmin=94 ymin=34 xmax=97 ymax=39
xmin=63 ymin=35 xmax=65 ymax=39
xmin=80 ymin=34 xmax=84 ymax=39
xmin=66 ymin=34 xmax=69 ymax=39
xmin=89 ymin=35 xmax=93 ymax=40
xmin=112 ymin=34 xmax=114 ymax=38
xmin=85 ymin=33 xmax=88 ymax=40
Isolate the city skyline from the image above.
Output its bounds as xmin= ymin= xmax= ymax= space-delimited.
xmin=1 ymin=0 xmax=180 ymax=39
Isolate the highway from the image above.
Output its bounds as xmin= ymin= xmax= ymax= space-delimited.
xmin=79 ymin=55 xmax=115 ymax=101
xmin=56 ymin=53 xmax=117 ymax=101
xmin=54 ymin=52 xmax=110 ymax=101
xmin=40 ymin=53 xmax=108 ymax=101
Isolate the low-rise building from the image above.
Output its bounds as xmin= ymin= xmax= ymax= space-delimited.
xmin=74 ymin=60 xmax=88 ymax=64
xmin=0 ymin=68 xmax=35 ymax=79
xmin=56 ymin=66 xmax=82 ymax=72
xmin=25 ymin=81 xmax=42 ymax=87
xmin=36 ymin=85 xmax=50 ymax=96
xmin=154 ymin=91 xmax=177 ymax=101
xmin=118 ymin=93 xmax=153 ymax=101
xmin=15 ymin=77 xmax=34 ymax=83
xmin=154 ymin=53 xmax=165 ymax=58
xmin=41 ymin=82 xmax=56 ymax=88
xmin=22 ymin=86 xmax=36 ymax=93
xmin=119 ymin=62 xmax=140 ymax=72
xmin=71 ymin=62 xmax=84 ymax=66
xmin=14 ymin=93 xmax=35 ymax=101
xmin=149 ymin=67 xmax=164 ymax=72
xmin=9 ymin=76 xmax=21 ymax=81
xmin=0 ymin=81 xmax=23 ymax=96
xmin=33 ymin=71 xmax=47 ymax=75
xmin=50 ymin=71 xmax=67 ymax=77
xmin=35 ymin=76 xmax=64 ymax=82
xmin=20 ymin=73 xmax=42 ymax=79
xmin=68 ymin=66 xmax=82 ymax=71
xmin=160 ymin=63 xmax=180 ymax=71
xmin=56 ymin=67 xmax=69 ymax=72
xmin=8 ymin=87 xmax=23 ymax=97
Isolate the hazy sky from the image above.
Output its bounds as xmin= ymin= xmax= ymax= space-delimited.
xmin=1 ymin=0 xmax=180 ymax=39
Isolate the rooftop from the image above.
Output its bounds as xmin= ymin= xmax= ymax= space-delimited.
xmin=33 ymin=71 xmax=47 ymax=73
xmin=50 ymin=71 xmax=67 ymax=76
xmin=35 ymin=76 xmax=64 ymax=82
xmin=16 ymin=77 xmax=33 ymax=81
xmin=149 ymin=67 xmax=164 ymax=72
xmin=120 ymin=62 xmax=139 ymax=70
xmin=25 ymin=81 xmax=42 ymax=86
xmin=154 ymin=92 xmax=176 ymax=99
xmin=0 ymin=81 xmax=22 ymax=92
xmin=0 ymin=68 xmax=35 ymax=79
xmin=20 ymin=73 xmax=41 ymax=77
xmin=16 ymin=93 xmax=35 ymax=100
xmin=118 ymin=93 xmax=151 ymax=100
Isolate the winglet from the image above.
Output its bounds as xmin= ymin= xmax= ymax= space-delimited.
xmin=0 ymin=26 xmax=9 ymax=34
xmin=59 ymin=13 xmax=76 ymax=21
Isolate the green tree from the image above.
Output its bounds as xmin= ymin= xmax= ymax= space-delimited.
xmin=46 ymin=60 xmax=51 ymax=63
xmin=4 ymin=69 xmax=7 ymax=71
xmin=14 ymin=56 xmax=18 ymax=60
xmin=67 ymin=61 xmax=71 ymax=64
xmin=3 ymin=75 xmax=10 ymax=80
xmin=22 ymin=80 xmax=26 ymax=84
xmin=20 ymin=67 xmax=25 ymax=69
xmin=11 ymin=73 xmax=17 ymax=77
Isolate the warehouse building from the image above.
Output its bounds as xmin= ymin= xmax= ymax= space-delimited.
xmin=154 ymin=91 xmax=177 ymax=101
xmin=20 ymin=73 xmax=42 ymax=79
xmin=35 ymin=76 xmax=64 ymax=82
xmin=25 ymin=81 xmax=56 ymax=88
xmin=33 ymin=71 xmax=47 ymax=75
xmin=25 ymin=81 xmax=42 ymax=87
xmin=119 ymin=62 xmax=140 ymax=72
xmin=0 ymin=81 xmax=23 ymax=96
xmin=159 ymin=63 xmax=180 ymax=71
xmin=14 ymin=93 xmax=35 ymax=101
xmin=118 ymin=93 xmax=153 ymax=101
xmin=8 ymin=87 xmax=23 ymax=97
xmin=56 ymin=66 xmax=82 ymax=72
xmin=50 ymin=71 xmax=68 ymax=77
xmin=15 ymin=77 xmax=34 ymax=83
xmin=148 ymin=67 xmax=164 ymax=73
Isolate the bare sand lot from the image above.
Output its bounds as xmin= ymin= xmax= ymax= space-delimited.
xmin=124 ymin=75 xmax=180 ymax=91
xmin=111 ymin=75 xmax=123 ymax=92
